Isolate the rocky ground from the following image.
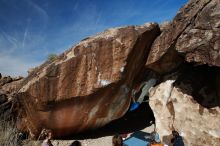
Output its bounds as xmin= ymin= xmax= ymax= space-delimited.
xmin=51 ymin=126 xmax=154 ymax=146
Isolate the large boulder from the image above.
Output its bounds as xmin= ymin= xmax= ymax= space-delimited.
xmin=146 ymin=0 xmax=220 ymax=73
xmin=146 ymin=1 xmax=220 ymax=145
xmin=149 ymin=65 xmax=220 ymax=146
xmin=176 ymin=0 xmax=220 ymax=66
xmin=149 ymin=81 xmax=220 ymax=146
xmin=17 ymin=23 xmax=160 ymax=138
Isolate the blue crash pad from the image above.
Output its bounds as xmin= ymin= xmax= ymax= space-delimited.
xmin=123 ymin=137 xmax=150 ymax=146
xmin=129 ymin=102 xmax=140 ymax=111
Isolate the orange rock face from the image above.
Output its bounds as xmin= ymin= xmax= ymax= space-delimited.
xmin=17 ymin=23 xmax=160 ymax=138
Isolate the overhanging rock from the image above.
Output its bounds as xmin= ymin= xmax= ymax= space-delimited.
xmin=17 ymin=23 xmax=160 ymax=138
xmin=146 ymin=0 xmax=220 ymax=74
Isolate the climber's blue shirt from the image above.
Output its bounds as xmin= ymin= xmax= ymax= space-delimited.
xmin=129 ymin=102 xmax=140 ymax=111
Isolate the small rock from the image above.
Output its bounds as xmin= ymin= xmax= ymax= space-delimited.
xmin=0 ymin=76 xmax=13 ymax=86
xmin=13 ymin=76 xmax=23 ymax=81
xmin=28 ymin=68 xmax=35 ymax=75
xmin=0 ymin=94 xmax=8 ymax=104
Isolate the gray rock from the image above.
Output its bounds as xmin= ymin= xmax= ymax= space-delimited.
xmin=0 ymin=94 xmax=8 ymax=105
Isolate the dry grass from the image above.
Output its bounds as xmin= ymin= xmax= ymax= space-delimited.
xmin=0 ymin=107 xmax=40 ymax=146
xmin=0 ymin=109 xmax=20 ymax=146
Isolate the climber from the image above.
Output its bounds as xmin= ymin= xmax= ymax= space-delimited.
xmin=129 ymin=78 xmax=156 ymax=112
xmin=129 ymin=100 xmax=140 ymax=112
xmin=150 ymin=131 xmax=161 ymax=143
xmin=136 ymin=78 xmax=156 ymax=103
xmin=171 ymin=130 xmax=185 ymax=146
xmin=150 ymin=142 xmax=164 ymax=146
xmin=144 ymin=131 xmax=162 ymax=146
xmin=143 ymin=123 xmax=164 ymax=146
xmin=120 ymin=133 xmax=129 ymax=140
xmin=69 ymin=140 xmax=82 ymax=146
xmin=42 ymin=129 xmax=53 ymax=146
xmin=112 ymin=135 xmax=123 ymax=146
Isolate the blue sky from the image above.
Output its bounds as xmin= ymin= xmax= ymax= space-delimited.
xmin=0 ymin=0 xmax=188 ymax=76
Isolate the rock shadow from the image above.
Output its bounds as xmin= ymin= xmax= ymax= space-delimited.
xmin=173 ymin=64 xmax=220 ymax=108
xmin=62 ymin=102 xmax=155 ymax=140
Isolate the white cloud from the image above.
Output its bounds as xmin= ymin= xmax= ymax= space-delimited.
xmin=0 ymin=0 xmax=49 ymax=77
xmin=26 ymin=0 xmax=49 ymax=26
xmin=0 ymin=27 xmax=46 ymax=76
xmin=0 ymin=54 xmax=41 ymax=77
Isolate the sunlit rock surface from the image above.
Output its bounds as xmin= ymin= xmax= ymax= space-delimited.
xmin=146 ymin=0 xmax=220 ymax=145
xmin=149 ymin=65 xmax=220 ymax=146
xmin=149 ymin=81 xmax=220 ymax=146
xmin=146 ymin=0 xmax=220 ymax=73
xmin=17 ymin=23 xmax=160 ymax=138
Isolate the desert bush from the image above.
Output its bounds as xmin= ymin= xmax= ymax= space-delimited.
xmin=47 ymin=54 xmax=58 ymax=62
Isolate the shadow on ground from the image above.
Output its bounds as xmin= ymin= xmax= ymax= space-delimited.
xmin=62 ymin=102 xmax=155 ymax=140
